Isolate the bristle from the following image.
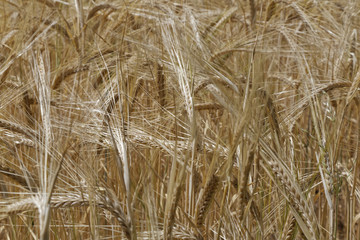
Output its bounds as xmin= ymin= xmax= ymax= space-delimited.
xmin=1 ymin=1 xmax=358 ymax=239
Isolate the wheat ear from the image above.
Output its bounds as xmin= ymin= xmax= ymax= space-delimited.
xmin=52 ymin=65 xmax=89 ymax=90
xmin=238 ymin=152 xmax=254 ymax=221
xmin=166 ymin=183 xmax=183 ymax=240
xmin=196 ymin=174 xmax=220 ymax=233
xmin=0 ymin=119 xmax=38 ymax=140
xmin=266 ymin=158 xmax=319 ymax=239
xmin=0 ymin=164 xmax=32 ymax=190
xmin=96 ymin=189 xmax=131 ymax=240
xmin=87 ymin=4 xmax=117 ymax=21
xmin=281 ymin=215 xmax=297 ymax=240
xmin=157 ymin=63 xmax=166 ymax=112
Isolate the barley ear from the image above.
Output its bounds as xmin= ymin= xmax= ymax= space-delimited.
xmin=195 ymin=174 xmax=220 ymax=236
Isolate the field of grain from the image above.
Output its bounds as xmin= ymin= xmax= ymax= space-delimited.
xmin=0 ymin=0 xmax=359 ymax=239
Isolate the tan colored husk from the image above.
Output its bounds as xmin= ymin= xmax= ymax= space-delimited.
xmin=1 ymin=0 xmax=360 ymax=239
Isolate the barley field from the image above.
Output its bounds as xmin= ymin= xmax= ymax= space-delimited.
xmin=0 ymin=0 xmax=359 ymax=239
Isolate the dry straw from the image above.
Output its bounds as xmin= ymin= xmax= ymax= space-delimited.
xmin=1 ymin=0 xmax=359 ymax=239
